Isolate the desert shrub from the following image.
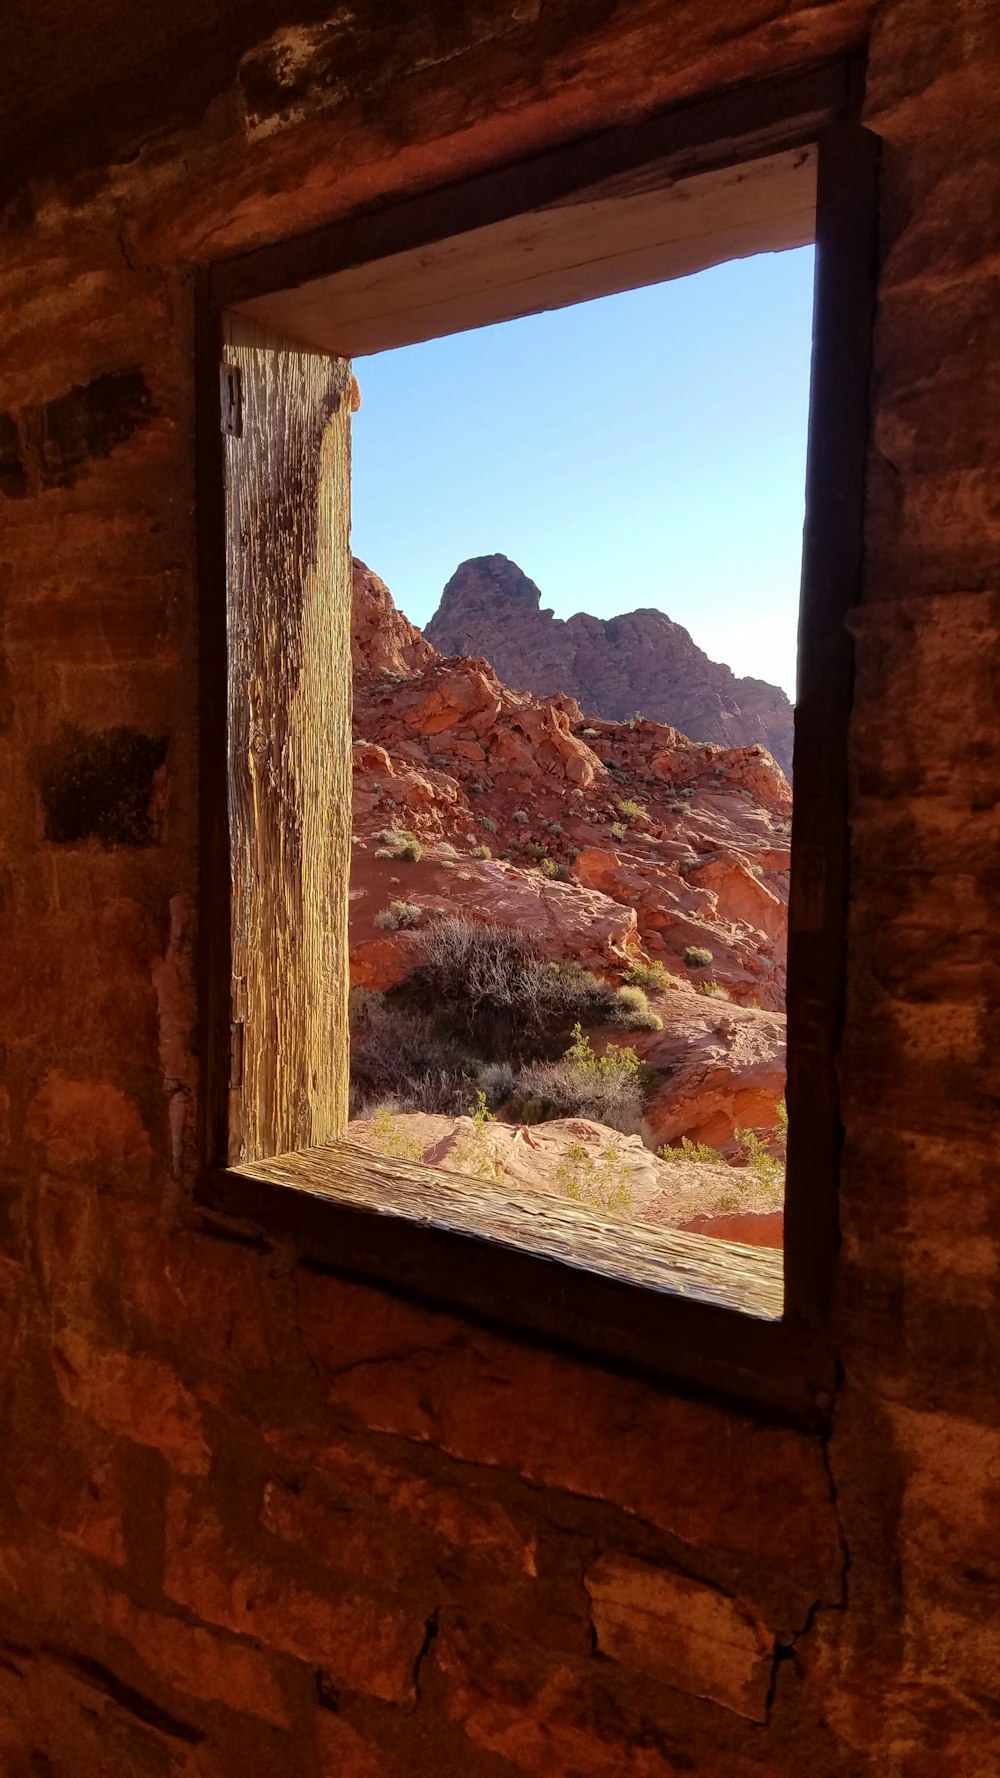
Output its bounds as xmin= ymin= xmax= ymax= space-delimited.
xmin=668 ymin=801 xmax=688 ymax=815
xmin=624 ymin=959 xmax=672 ymax=992
xmin=396 ymin=918 xmax=615 ymax=1061
xmin=436 ymin=840 xmax=458 ymax=857
xmin=373 ymin=899 xmax=423 ymax=931
xmin=381 ymin=796 xmax=397 ymax=809
xmin=468 ymin=782 xmax=484 ymax=794
xmin=677 ymin=854 xmax=699 ymax=876
xmin=748 ymin=861 xmax=764 ymax=879
xmin=511 ymin=1025 xmax=645 ymax=1134
xmin=553 ymin=863 xmax=575 ymax=883
xmin=478 ymin=816 xmax=497 ymax=833
xmin=361 ymin=1107 xmax=424 ymax=1162
xmin=476 ymin=1060 xmax=517 ymax=1107
xmin=617 ymin=799 xmax=647 ymax=821
xmin=513 ymin=809 xmax=529 ymax=824
xmin=581 ymin=728 xmax=599 ymax=739
xmin=472 ymin=843 xmax=492 ymax=859
xmin=539 ymin=858 xmax=559 ymax=878
xmin=611 ymin=984 xmax=663 ymax=1030
xmin=736 ymin=1127 xmax=784 ymax=1198
xmin=557 ymin=1140 xmax=633 ymax=1215
xmin=349 ymin=990 xmax=479 ymax=1117
xmin=453 ymin=1090 xmax=503 ymax=1182
xmin=523 ymin=840 xmax=548 ymax=860
xmin=373 ymin=847 xmax=394 ymax=860
xmin=375 ymin=825 xmax=421 ymax=860
xmin=658 ymin=1136 xmax=722 ymax=1165
xmin=698 ymin=979 xmax=730 ymax=999
xmin=775 ymin=818 xmax=792 ymax=833
xmin=683 ymin=945 xmax=714 ymax=969
xmin=570 ymin=787 xmax=585 ymax=798
xmin=609 ymin=821 xmax=627 ymax=840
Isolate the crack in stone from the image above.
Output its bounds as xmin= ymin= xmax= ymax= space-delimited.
xmin=412 ymin=1604 xmax=441 ymax=1703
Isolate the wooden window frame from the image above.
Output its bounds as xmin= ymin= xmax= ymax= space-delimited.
xmin=195 ymin=58 xmax=878 ymax=1420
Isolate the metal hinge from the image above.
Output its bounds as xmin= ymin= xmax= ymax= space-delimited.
xmin=220 ymin=363 xmax=242 ymax=436
xmin=229 ymin=1020 xmax=244 ymax=1090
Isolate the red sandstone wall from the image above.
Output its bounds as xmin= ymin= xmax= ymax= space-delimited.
xmin=1 ymin=2 xmax=998 ymax=1773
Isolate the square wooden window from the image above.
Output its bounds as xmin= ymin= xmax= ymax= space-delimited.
xmin=197 ymin=62 xmax=877 ymax=1414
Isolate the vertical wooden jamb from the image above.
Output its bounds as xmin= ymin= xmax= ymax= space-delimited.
xmin=196 ymin=275 xmax=233 ymax=1172
xmin=783 ymin=123 xmax=879 ymax=1329
xmin=222 ymin=314 xmax=353 ymax=1162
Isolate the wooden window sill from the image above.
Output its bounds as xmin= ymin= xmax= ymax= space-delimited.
xmin=200 ymin=1143 xmax=831 ymax=1424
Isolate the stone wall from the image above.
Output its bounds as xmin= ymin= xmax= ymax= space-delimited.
xmin=1 ymin=1 xmax=998 ymax=1773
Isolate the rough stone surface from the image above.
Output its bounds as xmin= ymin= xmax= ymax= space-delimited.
xmin=0 ymin=3 xmax=998 ymax=1776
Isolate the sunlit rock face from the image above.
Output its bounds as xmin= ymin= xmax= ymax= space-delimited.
xmin=425 ymin=553 xmax=795 ymax=775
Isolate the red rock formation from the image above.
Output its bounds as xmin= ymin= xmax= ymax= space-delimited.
xmin=351 ymin=558 xmax=437 ymax=676
xmin=351 ymin=558 xmax=790 ymax=1154
xmin=425 ymin=554 xmax=795 ymax=776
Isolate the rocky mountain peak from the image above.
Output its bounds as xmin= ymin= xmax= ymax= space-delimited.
xmin=425 ymin=556 xmax=794 ymax=777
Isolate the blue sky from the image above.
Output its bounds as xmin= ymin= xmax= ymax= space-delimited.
xmin=351 ymin=245 xmax=815 ymax=700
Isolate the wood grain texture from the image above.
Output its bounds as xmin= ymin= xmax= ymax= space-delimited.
xmin=229 ymin=1141 xmax=785 ymax=1321
xmin=236 ymin=147 xmax=815 ymax=359
xmin=223 ymin=315 xmax=353 ymax=1162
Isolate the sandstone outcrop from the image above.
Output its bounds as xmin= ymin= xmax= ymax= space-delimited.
xmin=425 ymin=554 xmax=795 ymax=776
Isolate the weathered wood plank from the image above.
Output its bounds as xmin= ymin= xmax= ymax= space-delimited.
xmin=235 ymin=147 xmax=815 ymax=359
xmin=230 ymin=1141 xmax=785 ymax=1320
xmin=223 ymin=315 xmax=353 ymax=1162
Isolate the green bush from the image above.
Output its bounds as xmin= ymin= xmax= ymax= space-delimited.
xmin=698 ymin=979 xmax=729 ymax=999
xmin=735 ymin=1127 xmax=785 ymax=1200
xmin=683 ymin=945 xmax=713 ymax=969
xmin=478 ymin=816 xmax=497 ymax=833
xmin=658 ymin=1136 xmax=723 ymax=1165
xmin=362 ymin=1107 xmax=424 ymax=1162
xmin=373 ymin=899 xmax=423 ymax=932
xmin=472 ymin=843 xmax=492 ymax=859
xmin=612 ymin=984 xmax=663 ymax=1030
xmin=375 ymin=826 xmax=421 ymax=861
xmin=609 ymin=821 xmax=627 ymax=840
xmin=624 ymin=959 xmax=672 ymax=992
xmin=556 ymin=1140 xmax=633 ymax=1215
xmin=510 ymin=1026 xmax=645 ymax=1134
xmin=617 ymin=798 xmax=647 ymax=821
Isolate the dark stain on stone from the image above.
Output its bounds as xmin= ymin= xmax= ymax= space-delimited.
xmin=40 ymin=726 xmax=169 ymax=848
xmin=21 ymin=368 xmax=156 ymax=492
xmin=0 ymin=413 xmax=27 ymax=499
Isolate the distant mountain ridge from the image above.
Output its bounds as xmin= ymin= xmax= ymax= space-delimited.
xmin=424 ymin=554 xmax=794 ymax=777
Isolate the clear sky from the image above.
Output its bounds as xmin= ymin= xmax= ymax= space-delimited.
xmin=351 ymin=245 xmax=815 ymax=699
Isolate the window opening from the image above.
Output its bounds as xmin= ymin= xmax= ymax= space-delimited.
xmin=347 ymin=246 xmax=811 ymax=1255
